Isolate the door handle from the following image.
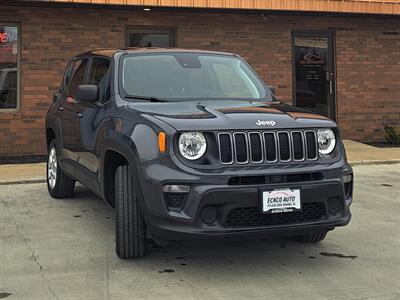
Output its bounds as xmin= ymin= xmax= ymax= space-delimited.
xmin=67 ymin=110 xmax=82 ymax=119
xmin=326 ymin=72 xmax=334 ymax=95
xmin=60 ymin=106 xmax=81 ymax=118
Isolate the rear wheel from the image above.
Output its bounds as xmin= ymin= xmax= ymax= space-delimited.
xmin=296 ymin=232 xmax=328 ymax=243
xmin=47 ymin=140 xmax=75 ymax=198
xmin=115 ymin=165 xmax=146 ymax=259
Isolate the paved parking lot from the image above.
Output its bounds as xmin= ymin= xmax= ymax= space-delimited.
xmin=0 ymin=164 xmax=399 ymax=300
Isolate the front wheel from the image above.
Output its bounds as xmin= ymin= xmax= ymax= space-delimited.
xmin=115 ymin=165 xmax=146 ymax=259
xmin=47 ymin=140 xmax=75 ymax=198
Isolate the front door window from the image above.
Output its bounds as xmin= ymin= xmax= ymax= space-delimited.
xmin=293 ymin=33 xmax=335 ymax=118
xmin=88 ymin=57 xmax=110 ymax=102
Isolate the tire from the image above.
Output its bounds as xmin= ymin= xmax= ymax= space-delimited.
xmin=47 ymin=140 xmax=75 ymax=198
xmin=296 ymin=232 xmax=328 ymax=243
xmin=115 ymin=165 xmax=146 ymax=259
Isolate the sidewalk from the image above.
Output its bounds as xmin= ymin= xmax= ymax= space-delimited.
xmin=0 ymin=163 xmax=46 ymax=185
xmin=344 ymin=140 xmax=400 ymax=166
xmin=0 ymin=140 xmax=399 ymax=184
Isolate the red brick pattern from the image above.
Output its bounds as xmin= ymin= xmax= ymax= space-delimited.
xmin=0 ymin=5 xmax=399 ymax=156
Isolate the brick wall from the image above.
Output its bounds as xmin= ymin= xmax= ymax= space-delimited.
xmin=0 ymin=4 xmax=399 ymax=157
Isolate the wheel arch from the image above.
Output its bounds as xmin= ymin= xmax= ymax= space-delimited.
xmin=46 ymin=127 xmax=56 ymax=149
xmin=100 ymin=136 xmax=141 ymax=208
xmin=102 ymin=149 xmax=129 ymax=208
xmin=99 ymin=124 xmax=162 ymax=208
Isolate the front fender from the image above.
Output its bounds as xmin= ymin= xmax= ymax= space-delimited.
xmin=99 ymin=123 xmax=161 ymax=170
xmin=99 ymin=123 xmax=163 ymax=209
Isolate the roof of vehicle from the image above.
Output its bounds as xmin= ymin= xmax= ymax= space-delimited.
xmin=76 ymin=48 xmax=237 ymax=59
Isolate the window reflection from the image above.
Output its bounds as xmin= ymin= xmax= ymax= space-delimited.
xmin=129 ymin=33 xmax=171 ymax=47
xmin=127 ymin=28 xmax=175 ymax=48
xmin=0 ymin=26 xmax=18 ymax=110
xmin=294 ymin=36 xmax=329 ymax=117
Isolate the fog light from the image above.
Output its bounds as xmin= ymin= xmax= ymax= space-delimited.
xmin=342 ymin=174 xmax=353 ymax=206
xmin=163 ymin=185 xmax=190 ymax=193
xmin=201 ymin=207 xmax=217 ymax=225
xmin=163 ymin=185 xmax=189 ymax=211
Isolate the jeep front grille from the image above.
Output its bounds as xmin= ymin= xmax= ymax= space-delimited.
xmin=217 ymin=130 xmax=318 ymax=165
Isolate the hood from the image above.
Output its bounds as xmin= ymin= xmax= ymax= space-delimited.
xmin=126 ymin=100 xmax=336 ymax=131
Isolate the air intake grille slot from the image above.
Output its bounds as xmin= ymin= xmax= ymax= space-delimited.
xmin=217 ymin=130 xmax=318 ymax=165
xmin=264 ymin=133 xmax=277 ymax=162
xmin=278 ymin=132 xmax=291 ymax=161
xmin=305 ymin=131 xmax=318 ymax=160
xmin=292 ymin=132 xmax=305 ymax=161
xmin=218 ymin=133 xmax=233 ymax=164
xmin=234 ymin=133 xmax=248 ymax=164
xmin=226 ymin=203 xmax=326 ymax=227
xmin=249 ymin=133 xmax=263 ymax=163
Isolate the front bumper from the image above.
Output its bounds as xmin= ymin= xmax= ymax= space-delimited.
xmin=137 ymin=160 xmax=353 ymax=241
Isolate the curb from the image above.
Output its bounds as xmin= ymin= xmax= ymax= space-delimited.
xmin=0 ymin=179 xmax=46 ymax=185
xmin=0 ymin=160 xmax=399 ymax=185
xmin=349 ymin=159 xmax=400 ymax=166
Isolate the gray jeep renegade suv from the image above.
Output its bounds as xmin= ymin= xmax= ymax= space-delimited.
xmin=45 ymin=48 xmax=353 ymax=259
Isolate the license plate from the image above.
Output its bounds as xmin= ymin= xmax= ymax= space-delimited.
xmin=262 ymin=188 xmax=301 ymax=214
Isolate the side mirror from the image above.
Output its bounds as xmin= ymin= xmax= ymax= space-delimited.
xmin=76 ymin=85 xmax=98 ymax=104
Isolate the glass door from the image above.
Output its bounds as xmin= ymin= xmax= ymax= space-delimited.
xmin=293 ymin=32 xmax=336 ymax=119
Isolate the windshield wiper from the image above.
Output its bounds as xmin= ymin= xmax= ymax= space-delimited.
xmin=124 ymin=95 xmax=169 ymax=102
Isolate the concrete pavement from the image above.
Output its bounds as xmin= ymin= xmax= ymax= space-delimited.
xmin=0 ymin=140 xmax=399 ymax=185
xmin=0 ymin=164 xmax=399 ymax=299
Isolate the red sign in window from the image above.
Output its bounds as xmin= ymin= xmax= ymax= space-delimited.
xmin=0 ymin=33 xmax=8 ymax=43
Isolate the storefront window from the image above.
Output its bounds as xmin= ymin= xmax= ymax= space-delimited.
xmin=0 ymin=25 xmax=19 ymax=110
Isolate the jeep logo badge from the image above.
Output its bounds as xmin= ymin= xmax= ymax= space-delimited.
xmin=256 ymin=120 xmax=276 ymax=126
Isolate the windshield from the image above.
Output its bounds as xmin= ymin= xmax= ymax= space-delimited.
xmin=120 ymin=52 xmax=271 ymax=101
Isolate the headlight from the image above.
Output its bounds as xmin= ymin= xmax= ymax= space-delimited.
xmin=178 ymin=132 xmax=207 ymax=160
xmin=317 ymin=129 xmax=336 ymax=155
